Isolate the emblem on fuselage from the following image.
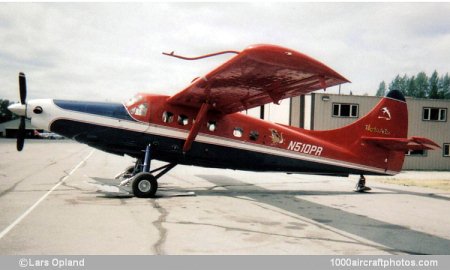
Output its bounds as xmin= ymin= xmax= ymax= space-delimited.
xmin=378 ymin=107 xmax=391 ymax=120
xmin=269 ymin=129 xmax=284 ymax=144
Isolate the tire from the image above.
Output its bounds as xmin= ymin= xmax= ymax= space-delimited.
xmin=132 ymin=172 xmax=158 ymax=198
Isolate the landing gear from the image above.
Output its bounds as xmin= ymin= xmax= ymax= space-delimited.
xmin=118 ymin=144 xmax=177 ymax=198
xmin=355 ymin=174 xmax=371 ymax=192
xmin=114 ymin=165 xmax=136 ymax=180
xmin=132 ymin=172 xmax=158 ymax=198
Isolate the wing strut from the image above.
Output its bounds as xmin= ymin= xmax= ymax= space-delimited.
xmin=182 ymin=102 xmax=210 ymax=153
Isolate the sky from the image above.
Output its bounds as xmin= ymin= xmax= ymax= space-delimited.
xmin=0 ymin=2 xmax=449 ymax=123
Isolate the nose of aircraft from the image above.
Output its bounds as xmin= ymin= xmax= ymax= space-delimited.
xmin=8 ymin=103 xmax=27 ymax=117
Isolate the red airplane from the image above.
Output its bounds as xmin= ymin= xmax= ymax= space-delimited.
xmin=8 ymin=44 xmax=439 ymax=197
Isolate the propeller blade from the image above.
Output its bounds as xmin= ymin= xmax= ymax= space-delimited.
xmin=19 ymin=72 xmax=27 ymax=105
xmin=17 ymin=117 xmax=25 ymax=151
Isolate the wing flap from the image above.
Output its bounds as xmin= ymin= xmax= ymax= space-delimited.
xmin=167 ymin=44 xmax=349 ymax=114
xmin=362 ymin=136 xmax=440 ymax=151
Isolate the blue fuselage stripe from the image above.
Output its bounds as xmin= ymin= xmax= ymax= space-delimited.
xmin=53 ymin=100 xmax=135 ymax=121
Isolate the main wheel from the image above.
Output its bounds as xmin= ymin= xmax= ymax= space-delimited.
xmin=132 ymin=172 xmax=158 ymax=198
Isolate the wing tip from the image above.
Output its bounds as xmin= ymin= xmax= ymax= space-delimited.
xmin=243 ymin=44 xmax=350 ymax=86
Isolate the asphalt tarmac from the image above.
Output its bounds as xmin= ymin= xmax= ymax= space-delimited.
xmin=0 ymin=139 xmax=449 ymax=255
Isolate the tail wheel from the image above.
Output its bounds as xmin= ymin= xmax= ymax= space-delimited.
xmin=132 ymin=172 xmax=158 ymax=198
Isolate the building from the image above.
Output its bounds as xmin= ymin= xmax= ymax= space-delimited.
xmin=290 ymin=93 xmax=450 ymax=170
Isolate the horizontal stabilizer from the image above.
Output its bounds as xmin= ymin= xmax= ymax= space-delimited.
xmin=361 ymin=136 xmax=440 ymax=151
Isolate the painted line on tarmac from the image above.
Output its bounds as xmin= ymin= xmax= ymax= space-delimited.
xmin=0 ymin=149 xmax=95 ymax=240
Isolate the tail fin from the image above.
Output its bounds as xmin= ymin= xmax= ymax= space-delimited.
xmin=317 ymin=90 xmax=409 ymax=142
xmin=315 ymin=90 xmax=432 ymax=174
xmin=352 ymin=90 xmax=438 ymax=152
xmin=349 ymin=90 xmax=409 ymax=173
xmin=351 ymin=89 xmax=408 ymax=140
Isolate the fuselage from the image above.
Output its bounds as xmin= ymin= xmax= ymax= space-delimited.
xmin=22 ymin=93 xmax=405 ymax=177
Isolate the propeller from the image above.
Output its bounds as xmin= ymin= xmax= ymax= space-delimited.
xmin=16 ymin=72 xmax=27 ymax=151
xmin=19 ymin=72 xmax=27 ymax=105
xmin=17 ymin=117 xmax=25 ymax=151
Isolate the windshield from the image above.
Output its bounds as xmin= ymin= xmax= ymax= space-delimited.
xmin=130 ymin=103 xmax=148 ymax=116
xmin=125 ymin=94 xmax=149 ymax=120
xmin=125 ymin=95 xmax=143 ymax=107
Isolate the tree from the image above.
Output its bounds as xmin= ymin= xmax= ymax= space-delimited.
xmin=376 ymin=81 xmax=386 ymax=97
xmin=388 ymin=74 xmax=408 ymax=95
xmin=438 ymin=73 xmax=450 ymax=99
xmin=0 ymin=99 xmax=15 ymax=123
xmin=405 ymin=76 xmax=416 ymax=97
xmin=378 ymin=71 xmax=449 ymax=99
xmin=415 ymin=72 xmax=428 ymax=98
xmin=428 ymin=70 xmax=439 ymax=99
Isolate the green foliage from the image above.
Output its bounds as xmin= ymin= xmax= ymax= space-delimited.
xmin=382 ymin=71 xmax=450 ymax=99
xmin=389 ymin=75 xmax=408 ymax=96
xmin=0 ymin=99 xmax=17 ymax=123
xmin=428 ymin=71 xmax=439 ymax=99
xmin=415 ymin=72 xmax=428 ymax=98
xmin=438 ymin=73 xmax=450 ymax=99
xmin=407 ymin=76 xmax=417 ymax=97
xmin=375 ymin=81 xmax=386 ymax=97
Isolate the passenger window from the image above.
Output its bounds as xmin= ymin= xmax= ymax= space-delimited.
xmin=233 ymin=127 xmax=243 ymax=138
xmin=178 ymin=114 xmax=189 ymax=126
xmin=162 ymin=111 xmax=174 ymax=123
xmin=207 ymin=121 xmax=216 ymax=132
xmin=249 ymin=130 xmax=259 ymax=141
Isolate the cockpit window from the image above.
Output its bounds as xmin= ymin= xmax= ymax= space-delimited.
xmin=133 ymin=103 xmax=148 ymax=116
xmin=124 ymin=94 xmax=150 ymax=120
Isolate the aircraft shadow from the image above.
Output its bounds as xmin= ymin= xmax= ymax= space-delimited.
xmin=191 ymin=174 xmax=450 ymax=255
xmin=372 ymin=186 xmax=450 ymax=202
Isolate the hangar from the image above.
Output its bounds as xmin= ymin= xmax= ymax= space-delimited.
xmin=290 ymin=93 xmax=450 ymax=170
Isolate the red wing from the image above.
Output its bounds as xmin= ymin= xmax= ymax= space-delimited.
xmin=167 ymin=44 xmax=349 ymax=114
xmin=362 ymin=136 xmax=440 ymax=151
